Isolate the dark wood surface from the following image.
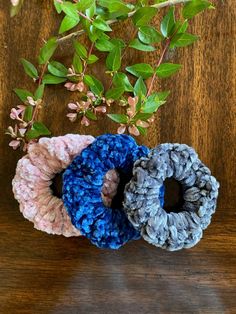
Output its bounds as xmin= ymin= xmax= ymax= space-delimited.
xmin=0 ymin=1 xmax=235 ymax=313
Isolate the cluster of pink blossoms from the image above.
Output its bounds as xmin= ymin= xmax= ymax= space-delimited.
xmin=117 ymin=96 xmax=154 ymax=137
xmin=6 ymin=97 xmax=41 ymax=150
xmin=65 ymin=81 xmax=111 ymax=127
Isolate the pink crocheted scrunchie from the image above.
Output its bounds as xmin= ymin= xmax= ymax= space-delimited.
xmin=12 ymin=134 xmax=119 ymax=237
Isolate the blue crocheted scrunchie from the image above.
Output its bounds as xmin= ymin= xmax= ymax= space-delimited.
xmin=63 ymin=134 xmax=154 ymax=249
xmin=124 ymin=143 xmax=219 ymax=251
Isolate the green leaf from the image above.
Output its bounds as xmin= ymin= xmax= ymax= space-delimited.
xmin=61 ymin=2 xmax=78 ymax=20
xmin=105 ymin=86 xmax=125 ymax=100
xmin=76 ymin=0 xmax=95 ymax=12
xmin=85 ymin=110 xmax=97 ymax=120
xmin=138 ymin=26 xmax=163 ymax=44
xmin=129 ymin=39 xmax=155 ymax=51
xmin=85 ymin=75 xmax=104 ymax=96
xmin=93 ymin=17 xmax=112 ymax=32
xmin=110 ymin=38 xmax=125 ymax=48
xmin=87 ymin=54 xmax=99 ymax=64
xmin=73 ymin=53 xmax=83 ymax=73
xmin=38 ymin=37 xmax=58 ymax=65
xmin=107 ymin=114 xmax=128 ymax=124
xmin=178 ymin=20 xmax=189 ymax=33
xmin=42 ymin=74 xmax=67 ymax=84
xmin=132 ymin=112 xmax=152 ymax=122
xmin=155 ymin=90 xmax=170 ymax=101
xmin=160 ymin=6 xmax=175 ymax=38
xmin=86 ymin=3 xmax=96 ymax=18
xmin=98 ymin=0 xmax=130 ymax=14
xmin=95 ymin=38 xmax=114 ymax=52
xmin=26 ymin=122 xmax=51 ymax=140
xmin=14 ymin=88 xmax=33 ymax=102
xmin=132 ymin=7 xmax=157 ymax=26
xmin=142 ymin=93 xmax=165 ymax=113
xmin=73 ymin=41 xmax=88 ymax=59
xmin=23 ymin=106 xmax=33 ymax=122
xmin=34 ymin=84 xmax=45 ymax=100
xmin=126 ymin=63 xmax=154 ymax=79
xmin=54 ymin=0 xmax=62 ymax=14
xmin=137 ymin=126 xmax=147 ymax=136
xmin=156 ymin=63 xmax=182 ymax=78
xmin=106 ymin=47 xmax=121 ymax=72
xmin=113 ymin=73 xmax=133 ymax=92
xmin=171 ymin=33 xmax=198 ymax=47
xmin=20 ymin=59 xmax=38 ymax=79
xmin=59 ymin=15 xmax=80 ymax=34
xmin=48 ymin=61 xmax=68 ymax=77
xmin=134 ymin=77 xmax=147 ymax=97
xmin=183 ymin=0 xmax=213 ymax=19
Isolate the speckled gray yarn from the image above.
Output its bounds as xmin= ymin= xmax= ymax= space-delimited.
xmin=124 ymin=143 xmax=220 ymax=251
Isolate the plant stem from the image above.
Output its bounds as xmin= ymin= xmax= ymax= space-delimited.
xmin=146 ymin=39 xmax=170 ymax=97
xmin=77 ymin=11 xmax=93 ymax=22
xmin=57 ymin=0 xmax=191 ymax=43
xmin=38 ymin=62 xmax=48 ymax=86
xmin=82 ymin=41 xmax=94 ymax=76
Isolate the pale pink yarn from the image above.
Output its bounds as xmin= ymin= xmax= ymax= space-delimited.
xmin=12 ymin=134 xmax=119 ymax=237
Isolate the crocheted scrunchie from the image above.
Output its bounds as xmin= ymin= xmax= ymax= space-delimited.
xmin=12 ymin=134 xmax=119 ymax=237
xmin=63 ymin=134 xmax=151 ymax=249
xmin=124 ymin=143 xmax=219 ymax=251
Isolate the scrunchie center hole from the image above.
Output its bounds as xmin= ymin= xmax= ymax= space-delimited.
xmin=163 ymin=178 xmax=184 ymax=213
xmin=51 ymin=171 xmax=64 ymax=198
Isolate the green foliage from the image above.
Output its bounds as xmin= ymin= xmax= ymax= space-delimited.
xmin=107 ymin=114 xmax=128 ymax=124
xmin=113 ymin=73 xmax=133 ymax=92
xmin=132 ymin=7 xmax=157 ymax=26
xmin=84 ymin=75 xmax=104 ymax=96
xmin=141 ymin=91 xmax=169 ymax=113
xmin=171 ymin=33 xmax=198 ymax=47
xmin=161 ymin=6 xmax=175 ymax=38
xmin=73 ymin=41 xmax=88 ymax=59
xmin=48 ymin=61 xmax=68 ymax=77
xmin=93 ymin=17 xmax=112 ymax=31
xmin=76 ymin=0 xmax=95 ymax=12
xmin=126 ymin=63 xmax=154 ymax=79
xmin=138 ymin=26 xmax=163 ymax=44
xmin=42 ymin=74 xmax=67 ymax=84
xmin=26 ymin=122 xmax=51 ymax=140
xmin=156 ymin=63 xmax=182 ymax=78
xmin=38 ymin=38 xmax=58 ymax=65
xmin=134 ymin=77 xmax=147 ymax=98
xmin=59 ymin=15 xmax=80 ymax=34
xmin=105 ymin=86 xmax=125 ymax=100
xmin=106 ymin=47 xmax=121 ymax=71
xmin=21 ymin=59 xmax=38 ymax=79
xmin=34 ymin=84 xmax=45 ymax=100
xmin=183 ymin=0 xmax=213 ymax=19
xmin=14 ymin=88 xmax=33 ymax=102
xmin=23 ymin=106 xmax=33 ymax=122
xmin=129 ymin=39 xmax=155 ymax=51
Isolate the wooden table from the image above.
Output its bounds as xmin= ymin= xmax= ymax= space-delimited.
xmin=0 ymin=1 xmax=235 ymax=313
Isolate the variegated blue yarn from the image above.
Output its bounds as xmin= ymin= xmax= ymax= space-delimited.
xmin=124 ymin=143 xmax=219 ymax=251
xmin=63 ymin=134 xmax=157 ymax=249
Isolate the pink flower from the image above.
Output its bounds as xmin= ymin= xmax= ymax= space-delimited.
xmin=19 ymin=128 xmax=27 ymax=136
xmin=128 ymin=125 xmax=140 ymax=137
xmin=9 ymin=140 xmax=21 ymax=150
xmin=94 ymin=106 xmax=106 ymax=113
xmin=81 ymin=116 xmax=90 ymax=126
xmin=27 ymin=96 xmax=36 ymax=106
xmin=127 ymin=96 xmax=139 ymax=118
xmin=11 ymin=0 xmax=20 ymax=6
xmin=117 ymin=124 xmax=126 ymax=134
xmin=136 ymin=120 xmax=149 ymax=128
xmin=66 ymin=113 xmax=77 ymax=122
xmin=87 ymin=91 xmax=96 ymax=101
xmin=64 ymin=82 xmax=85 ymax=92
xmin=68 ymin=102 xmax=78 ymax=110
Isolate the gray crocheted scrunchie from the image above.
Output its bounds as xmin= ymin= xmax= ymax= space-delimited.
xmin=124 ymin=143 xmax=219 ymax=251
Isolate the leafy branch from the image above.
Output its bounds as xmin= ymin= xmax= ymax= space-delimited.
xmin=7 ymin=0 xmax=214 ymax=149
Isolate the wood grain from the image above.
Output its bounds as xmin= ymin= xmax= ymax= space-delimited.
xmin=0 ymin=1 xmax=235 ymax=313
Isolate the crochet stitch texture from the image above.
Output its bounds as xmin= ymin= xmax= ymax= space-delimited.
xmin=63 ymin=134 xmax=150 ymax=249
xmin=12 ymin=134 xmax=119 ymax=237
xmin=124 ymin=143 xmax=219 ymax=251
